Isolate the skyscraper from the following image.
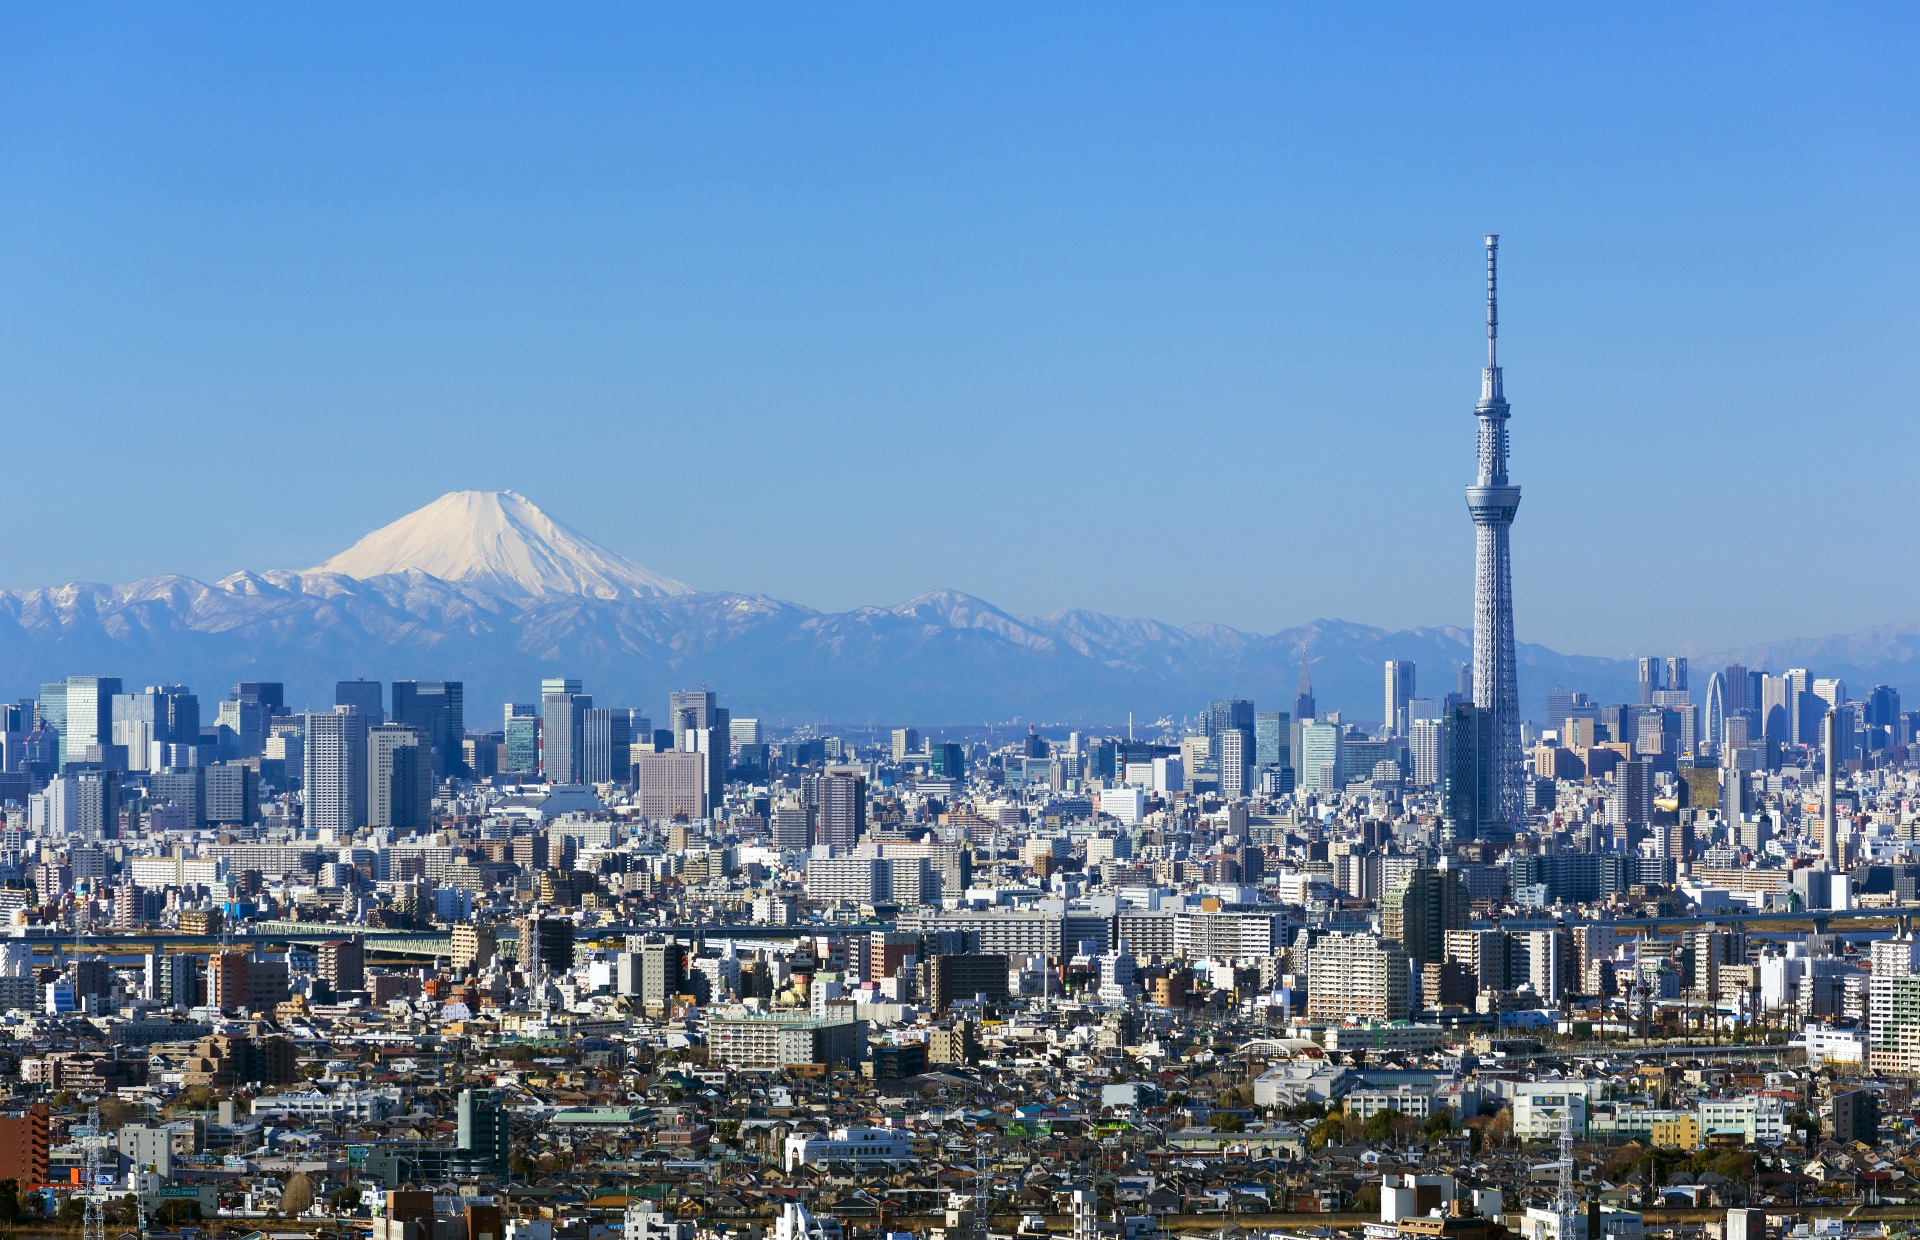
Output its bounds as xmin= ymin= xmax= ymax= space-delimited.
xmin=234 ymin=682 xmax=285 ymax=714
xmin=581 ymin=707 xmax=632 ymax=785
xmin=367 ymin=723 xmax=431 ymax=830
xmin=1465 ymin=234 xmax=1523 ymax=829
xmin=1440 ymin=701 xmax=1495 ymax=843
xmin=1722 ymin=663 xmax=1750 ymax=714
xmin=1298 ymin=720 xmax=1342 ymax=795
xmin=1253 ymin=711 xmax=1288 ymax=771
xmin=1821 ymin=708 xmax=1840 ymax=865
xmin=1383 ymin=660 xmax=1415 ymax=737
xmin=502 ymin=704 xmax=538 ymax=775
xmin=1381 ymin=867 xmax=1470 ymax=968
xmin=334 ymin=679 xmax=385 ymax=724
xmin=391 ymin=680 xmax=464 ymax=780
xmin=62 ymin=676 xmax=122 ymax=767
xmin=813 ymin=769 xmax=866 ymax=851
xmin=1637 ymin=658 xmax=1662 ymax=704
xmin=1205 ymin=699 xmax=1253 ymax=742
xmin=541 ymin=686 xmax=590 ymax=785
xmin=1703 ymin=671 xmax=1727 ymax=750
xmin=1292 ymin=659 xmax=1315 ymax=722
xmin=1205 ymin=699 xmax=1252 ymax=793
xmin=669 ymin=688 xmax=729 ymax=799
xmin=304 ymin=706 xmax=369 ymax=835
xmin=1215 ymin=728 xmax=1250 ymax=799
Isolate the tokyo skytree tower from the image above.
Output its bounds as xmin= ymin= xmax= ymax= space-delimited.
xmin=1466 ymin=234 xmax=1523 ymax=827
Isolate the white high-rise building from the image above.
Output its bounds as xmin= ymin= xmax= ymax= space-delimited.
xmin=1098 ymin=944 xmax=1139 ymax=1002
xmin=1384 ymin=660 xmax=1416 ymax=737
xmin=63 ymin=675 xmax=121 ymax=765
xmin=1870 ymin=937 xmax=1920 ymax=1046
xmin=1215 ymin=729 xmax=1249 ymax=799
xmin=1410 ymin=717 xmax=1444 ymax=788
xmin=304 ymin=706 xmax=370 ymax=835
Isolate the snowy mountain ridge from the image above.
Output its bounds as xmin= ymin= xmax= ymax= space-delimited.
xmin=0 ymin=490 xmax=1907 ymax=721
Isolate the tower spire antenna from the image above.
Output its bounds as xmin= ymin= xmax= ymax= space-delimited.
xmin=1485 ymin=233 xmax=1499 ymax=369
xmin=1482 ymin=234 xmax=1502 ymax=401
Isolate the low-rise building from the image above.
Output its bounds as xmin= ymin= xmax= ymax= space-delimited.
xmin=1321 ymin=1021 xmax=1445 ymax=1054
xmin=1512 ymin=1081 xmax=1591 ymax=1140
xmin=783 ymin=1125 xmax=913 ymax=1172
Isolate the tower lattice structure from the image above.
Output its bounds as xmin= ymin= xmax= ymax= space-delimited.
xmin=82 ymin=1106 xmax=105 ymax=1240
xmin=1465 ymin=234 xmax=1524 ymax=829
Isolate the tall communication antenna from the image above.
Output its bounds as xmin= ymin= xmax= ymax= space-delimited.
xmin=1554 ymin=1096 xmax=1579 ymax=1240
xmin=972 ymin=1129 xmax=993 ymax=1240
xmin=1465 ymin=232 xmax=1524 ymax=830
xmin=82 ymin=1105 xmax=105 ymax=1240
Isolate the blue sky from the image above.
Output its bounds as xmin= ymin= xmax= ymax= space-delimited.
xmin=0 ymin=7 xmax=1914 ymax=658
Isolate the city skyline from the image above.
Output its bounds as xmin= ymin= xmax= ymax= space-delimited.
xmin=1 ymin=11 xmax=1916 ymax=1233
xmin=1 ymin=9 xmax=1916 ymax=655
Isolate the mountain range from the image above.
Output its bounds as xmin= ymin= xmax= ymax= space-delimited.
xmin=2 ymin=490 xmax=1916 ymax=729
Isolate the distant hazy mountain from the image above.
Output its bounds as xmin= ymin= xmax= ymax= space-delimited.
xmin=0 ymin=490 xmax=1900 ymax=727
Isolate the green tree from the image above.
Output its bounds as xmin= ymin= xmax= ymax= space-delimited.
xmin=1209 ymin=1112 xmax=1245 ymax=1133
xmin=1424 ymin=1107 xmax=1457 ymax=1138
xmin=1363 ymin=1109 xmax=1396 ymax=1144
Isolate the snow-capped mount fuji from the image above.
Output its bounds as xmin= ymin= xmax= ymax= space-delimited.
xmin=306 ymin=490 xmax=693 ymax=600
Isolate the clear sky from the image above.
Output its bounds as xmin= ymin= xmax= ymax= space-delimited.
xmin=1 ymin=7 xmax=1914 ymax=658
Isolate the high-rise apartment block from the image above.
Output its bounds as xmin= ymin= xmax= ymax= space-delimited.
xmin=1306 ymin=933 xmax=1409 ymax=1022
xmin=304 ymin=706 xmax=370 ymax=835
xmin=813 ymin=770 xmax=866 ymax=852
xmin=1381 ymin=867 xmax=1470 ymax=967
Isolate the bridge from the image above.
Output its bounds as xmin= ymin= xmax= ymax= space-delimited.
xmin=6 ymin=921 xmax=886 ymax=959
xmin=1490 ymin=906 xmax=1912 ymax=934
xmin=16 ymin=906 xmax=1901 ymax=962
